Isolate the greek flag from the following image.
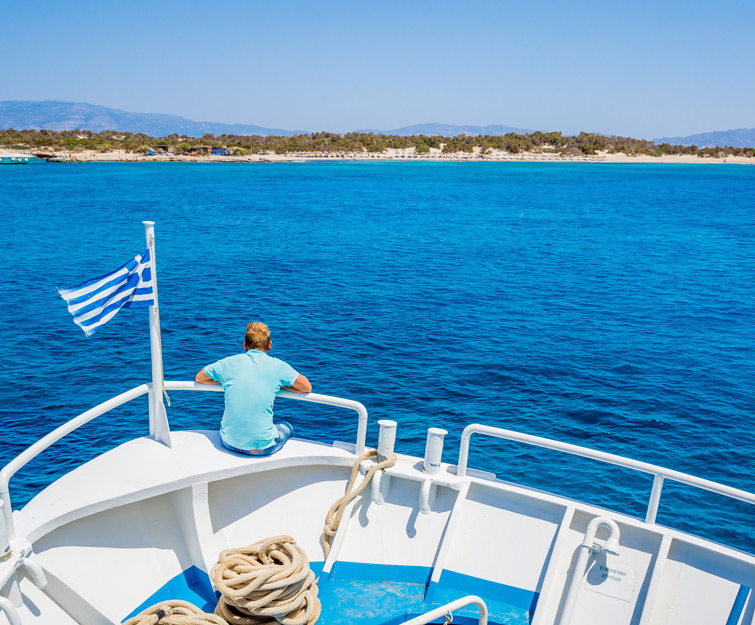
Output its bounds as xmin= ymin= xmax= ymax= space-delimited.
xmin=58 ymin=250 xmax=155 ymax=336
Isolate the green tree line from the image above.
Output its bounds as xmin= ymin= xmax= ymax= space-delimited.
xmin=1 ymin=128 xmax=753 ymax=158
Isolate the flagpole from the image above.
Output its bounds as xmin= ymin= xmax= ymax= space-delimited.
xmin=143 ymin=221 xmax=172 ymax=447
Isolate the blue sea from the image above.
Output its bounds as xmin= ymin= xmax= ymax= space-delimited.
xmin=2 ymin=161 xmax=754 ymax=552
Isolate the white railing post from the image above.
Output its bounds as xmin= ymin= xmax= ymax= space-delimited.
xmin=646 ymin=475 xmax=664 ymax=524
xmin=0 ymin=597 xmax=21 ymax=625
xmin=457 ymin=425 xmax=475 ymax=477
xmin=354 ymin=404 xmax=367 ymax=456
xmin=0 ymin=490 xmax=16 ymax=544
xmin=0 ymin=500 xmax=10 ymax=562
xmin=275 ymin=389 xmax=368 ymax=454
xmin=143 ymin=221 xmax=171 ymax=447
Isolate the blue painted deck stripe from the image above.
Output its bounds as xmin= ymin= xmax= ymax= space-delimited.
xmin=122 ymin=566 xmax=216 ymax=621
xmin=437 ymin=570 xmax=538 ymax=614
xmin=725 ymin=585 xmax=750 ymax=625
xmin=324 ymin=561 xmax=432 ymax=585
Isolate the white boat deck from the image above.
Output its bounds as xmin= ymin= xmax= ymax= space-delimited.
xmin=15 ymin=431 xmax=357 ymax=544
xmin=4 ymin=426 xmax=755 ymax=625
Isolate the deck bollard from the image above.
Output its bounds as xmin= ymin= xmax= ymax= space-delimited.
xmin=377 ymin=420 xmax=398 ymax=462
xmin=423 ymin=428 xmax=448 ymax=475
xmin=0 ymin=500 xmax=10 ymax=561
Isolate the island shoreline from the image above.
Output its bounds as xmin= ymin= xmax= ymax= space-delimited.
xmin=31 ymin=149 xmax=755 ymax=165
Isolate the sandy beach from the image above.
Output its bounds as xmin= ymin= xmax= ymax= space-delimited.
xmin=29 ymin=147 xmax=755 ymax=165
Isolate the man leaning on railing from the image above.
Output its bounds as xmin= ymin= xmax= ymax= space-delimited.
xmin=196 ymin=322 xmax=311 ymax=457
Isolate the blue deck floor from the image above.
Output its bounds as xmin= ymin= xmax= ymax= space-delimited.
xmin=124 ymin=562 xmax=536 ymax=624
xmin=318 ymin=562 xmax=536 ymax=625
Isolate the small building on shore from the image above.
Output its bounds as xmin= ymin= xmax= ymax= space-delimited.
xmin=146 ymin=144 xmax=174 ymax=156
xmin=186 ymin=146 xmax=230 ymax=156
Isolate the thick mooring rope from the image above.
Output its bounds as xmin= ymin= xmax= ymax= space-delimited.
xmin=123 ymin=599 xmax=228 ymax=625
xmin=322 ymin=450 xmax=397 ymax=558
xmin=211 ymin=535 xmax=320 ymax=625
xmin=126 ymin=451 xmax=396 ymax=625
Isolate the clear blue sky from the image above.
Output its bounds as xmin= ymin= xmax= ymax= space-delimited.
xmin=3 ymin=0 xmax=753 ymax=138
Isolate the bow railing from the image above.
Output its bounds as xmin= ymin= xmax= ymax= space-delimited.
xmin=0 ymin=381 xmax=368 ymax=542
xmin=458 ymin=423 xmax=755 ymax=524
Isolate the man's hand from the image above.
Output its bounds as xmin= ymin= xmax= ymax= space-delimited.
xmin=195 ymin=368 xmax=220 ymax=385
xmin=281 ymin=374 xmax=312 ymax=394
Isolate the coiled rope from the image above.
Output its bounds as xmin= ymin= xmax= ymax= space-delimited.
xmin=322 ymin=450 xmax=397 ymax=558
xmin=123 ymin=600 xmax=227 ymax=625
xmin=212 ymin=535 xmax=320 ymax=625
xmin=126 ymin=450 xmax=396 ymax=624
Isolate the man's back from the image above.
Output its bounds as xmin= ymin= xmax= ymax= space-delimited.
xmin=196 ymin=321 xmax=312 ymax=454
xmin=204 ymin=349 xmax=299 ymax=450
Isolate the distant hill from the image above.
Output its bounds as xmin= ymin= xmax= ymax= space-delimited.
xmin=355 ymin=123 xmax=533 ymax=137
xmin=0 ymin=103 xmax=536 ymax=138
xmin=654 ymin=128 xmax=755 ymax=148
xmin=10 ymin=101 xmax=749 ymax=146
xmin=0 ymin=101 xmax=302 ymax=137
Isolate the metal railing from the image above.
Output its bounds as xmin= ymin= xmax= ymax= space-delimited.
xmin=457 ymin=423 xmax=755 ymax=523
xmin=162 ymin=381 xmax=368 ymax=454
xmin=400 ymin=596 xmax=488 ymax=625
xmin=0 ymin=381 xmax=368 ymax=541
xmin=0 ymin=384 xmax=151 ymax=541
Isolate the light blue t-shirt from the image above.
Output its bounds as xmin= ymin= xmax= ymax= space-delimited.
xmin=204 ymin=349 xmax=299 ymax=450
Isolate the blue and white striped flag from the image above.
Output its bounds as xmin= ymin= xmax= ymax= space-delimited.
xmin=58 ymin=250 xmax=155 ymax=336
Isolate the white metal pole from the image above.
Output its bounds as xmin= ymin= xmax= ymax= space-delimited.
xmin=143 ymin=221 xmax=171 ymax=447
xmin=423 ymin=427 xmax=448 ymax=475
xmin=0 ymin=500 xmax=10 ymax=560
xmin=645 ymin=475 xmax=664 ymax=523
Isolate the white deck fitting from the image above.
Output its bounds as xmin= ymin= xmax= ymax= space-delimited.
xmin=550 ymin=510 xmax=661 ymax=625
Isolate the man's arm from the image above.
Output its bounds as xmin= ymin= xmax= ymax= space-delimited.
xmin=195 ymin=368 xmax=221 ymax=385
xmin=281 ymin=374 xmax=312 ymax=394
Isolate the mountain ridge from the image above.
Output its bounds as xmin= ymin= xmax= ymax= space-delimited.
xmin=653 ymin=128 xmax=755 ymax=148
xmin=0 ymin=100 xmax=303 ymax=137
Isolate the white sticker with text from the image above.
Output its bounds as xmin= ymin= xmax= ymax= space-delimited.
xmin=584 ymin=561 xmax=637 ymax=602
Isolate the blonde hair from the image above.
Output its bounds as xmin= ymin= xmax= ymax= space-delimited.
xmin=245 ymin=322 xmax=271 ymax=351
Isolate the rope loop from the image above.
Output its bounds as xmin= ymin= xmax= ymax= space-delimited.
xmin=123 ymin=600 xmax=227 ymax=625
xmin=322 ymin=451 xmax=397 ymax=557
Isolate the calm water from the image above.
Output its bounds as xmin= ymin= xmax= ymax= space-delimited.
xmin=1 ymin=161 xmax=754 ymax=551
